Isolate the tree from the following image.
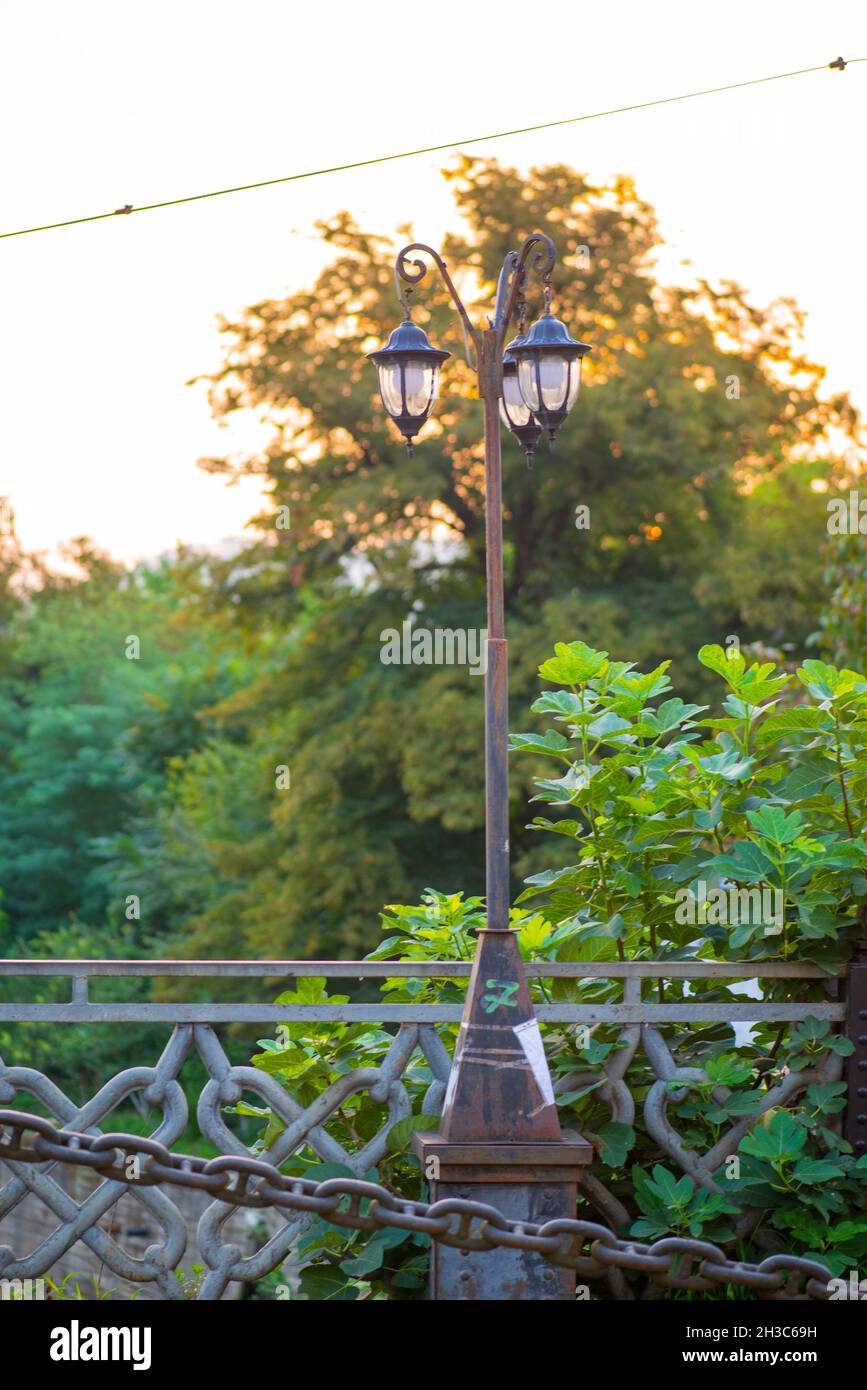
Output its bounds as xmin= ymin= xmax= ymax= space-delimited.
xmin=1 ymin=158 xmax=860 ymax=966
xmin=0 ymin=544 xmax=249 ymax=949
xmin=157 ymin=157 xmax=858 ymax=957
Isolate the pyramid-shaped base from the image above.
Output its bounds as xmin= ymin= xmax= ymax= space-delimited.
xmin=439 ymin=928 xmax=561 ymax=1142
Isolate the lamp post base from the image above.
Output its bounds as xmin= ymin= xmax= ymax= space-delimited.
xmin=412 ymin=1131 xmax=593 ymax=1300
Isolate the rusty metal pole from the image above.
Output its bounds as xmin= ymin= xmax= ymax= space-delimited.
xmin=414 ymin=322 xmax=592 ymax=1301
xmin=481 ymin=326 xmax=511 ymax=937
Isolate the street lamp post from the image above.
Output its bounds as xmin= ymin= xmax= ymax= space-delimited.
xmin=369 ymin=234 xmax=593 ymax=1299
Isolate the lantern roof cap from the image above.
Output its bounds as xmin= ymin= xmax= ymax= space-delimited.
xmin=502 ymin=333 xmax=528 ymax=366
xmin=509 ymin=313 xmax=591 ymax=359
xmin=367 ymin=317 xmax=451 ymax=366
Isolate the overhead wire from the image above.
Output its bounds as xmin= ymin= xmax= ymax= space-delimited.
xmin=0 ymin=56 xmax=862 ymax=242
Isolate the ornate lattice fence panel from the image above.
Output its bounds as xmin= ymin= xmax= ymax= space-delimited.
xmin=0 ymin=959 xmax=845 ymax=1299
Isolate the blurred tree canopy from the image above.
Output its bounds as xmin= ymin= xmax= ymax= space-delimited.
xmin=0 ymin=156 xmax=862 ymax=973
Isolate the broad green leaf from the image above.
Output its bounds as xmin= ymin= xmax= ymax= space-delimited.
xmin=796 ymin=659 xmax=849 ymax=700
xmin=739 ymin=1109 xmax=806 ymax=1161
xmin=757 ymin=707 xmax=834 ymax=743
xmin=595 ymin=1122 xmax=635 ymax=1168
xmin=509 ymin=730 xmax=572 ymax=757
xmin=828 ymin=1222 xmax=867 ymax=1243
xmin=531 ymin=689 xmax=585 ymax=717
xmin=746 ymin=805 xmax=804 ymax=846
xmin=698 ymin=644 xmax=745 ymax=684
xmin=701 ymin=841 xmax=775 ymax=883
xmin=611 ymin=661 xmax=671 ymax=698
xmin=386 ymin=1113 xmax=440 ymax=1154
xmin=538 ymin=641 xmax=609 ymax=686
xmin=696 ymin=749 xmax=755 ymax=782
xmin=792 ymin=1159 xmax=843 ymax=1184
xmin=586 ymin=710 xmax=633 ymax=741
xmin=642 ymin=698 xmax=707 ymax=734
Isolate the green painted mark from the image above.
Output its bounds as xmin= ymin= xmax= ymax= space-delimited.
xmin=480 ymin=979 xmax=519 ymax=1014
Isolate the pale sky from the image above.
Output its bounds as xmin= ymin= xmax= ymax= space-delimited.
xmin=1 ymin=0 xmax=865 ymax=564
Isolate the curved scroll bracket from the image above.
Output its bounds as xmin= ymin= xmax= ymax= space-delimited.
xmin=494 ymin=232 xmax=556 ymax=337
xmin=394 ymin=242 xmax=478 ymax=366
xmin=391 ymin=231 xmax=557 ymax=381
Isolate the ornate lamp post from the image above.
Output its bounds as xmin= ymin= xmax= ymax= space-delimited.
xmin=369 ymin=234 xmax=593 ymax=1299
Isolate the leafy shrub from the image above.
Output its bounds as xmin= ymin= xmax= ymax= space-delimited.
xmin=243 ymin=645 xmax=867 ymax=1296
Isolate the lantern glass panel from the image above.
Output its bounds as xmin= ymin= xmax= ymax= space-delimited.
xmin=501 ymin=368 xmax=532 ymax=427
xmin=378 ymin=363 xmax=405 ymax=417
xmin=566 ymin=358 xmax=582 ymax=411
xmin=518 ymin=354 xmax=570 ymax=413
xmin=540 ymin=354 xmax=569 ymax=408
xmin=403 ymin=361 xmax=437 ymax=416
xmin=516 ymin=359 xmax=536 ymax=412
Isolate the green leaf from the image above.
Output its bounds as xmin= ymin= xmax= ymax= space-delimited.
xmin=538 ymin=641 xmax=609 ymax=686
xmin=642 ymin=698 xmax=707 ymax=734
xmin=586 ymin=711 xmax=633 ymax=742
xmin=774 ymin=759 xmax=836 ymax=802
xmin=649 ymin=1163 xmax=694 ymax=1207
xmin=796 ymin=659 xmax=841 ymax=700
xmin=386 ymin=1113 xmax=440 ymax=1154
xmin=297 ymin=1266 xmax=358 ymax=1300
xmin=531 ymin=690 xmax=585 ymax=718
xmin=791 ymin=1015 xmax=830 ymax=1044
xmin=274 ymin=977 xmax=349 ymax=1007
xmin=391 ymin=1268 xmax=426 ymax=1289
xmin=746 ymin=805 xmax=804 ymax=846
xmin=618 ymin=794 xmax=659 ymax=814
xmin=792 ymin=1159 xmax=843 ymax=1184
xmin=757 ymin=707 xmax=834 ymax=743
xmin=698 ymin=643 xmax=745 ymax=684
xmin=611 ymin=661 xmax=672 ymax=699
xmin=509 ymin=730 xmax=572 ymax=757
xmin=701 ymin=841 xmax=775 ymax=883
xmin=696 ymin=748 xmax=755 ymax=782
xmin=739 ymin=1110 xmax=806 ymax=1162
xmin=723 ymin=1091 xmax=764 ymax=1116
xmin=828 ymin=1222 xmax=867 ymax=1243
xmin=806 ymin=1082 xmax=848 ymax=1114
xmin=339 ymin=1238 xmax=392 ymax=1277
xmin=704 ymin=1052 xmax=754 ymax=1087
xmin=556 ymin=1080 xmax=606 ymax=1105
xmin=251 ymin=1044 xmax=319 ymax=1078
xmin=534 ymin=764 xmax=593 ymax=802
xmin=595 ymin=1122 xmax=635 ymax=1168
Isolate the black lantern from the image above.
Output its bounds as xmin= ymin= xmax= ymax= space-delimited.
xmin=510 ymin=313 xmax=591 ymax=448
xmin=367 ymin=317 xmax=450 ymax=454
xmin=500 ymin=336 xmax=543 ymax=468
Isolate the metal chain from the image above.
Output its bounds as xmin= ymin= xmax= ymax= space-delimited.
xmin=0 ymin=1109 xmax=834 ymax=1298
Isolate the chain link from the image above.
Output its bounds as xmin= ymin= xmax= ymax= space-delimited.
xmin=0 ymin=1109 xmax=834 ymax=1298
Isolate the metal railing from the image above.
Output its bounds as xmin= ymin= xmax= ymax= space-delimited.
xmin=0 ymin=956 xmax=844 ymax=1023
xmin=0 ymin=958 xmax=849 ymax=1300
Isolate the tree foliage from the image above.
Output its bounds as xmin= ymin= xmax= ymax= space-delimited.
xmin=0 ymin=157 xmax=861 ymax=971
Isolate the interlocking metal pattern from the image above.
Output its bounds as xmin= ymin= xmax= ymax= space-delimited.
xmin=560 ymin=1018 xmax=843 ymax=1234
xmin=0 ymin=1022 xmax=451 ymax=1300
xmin=0 ymin=958 xmax=846 ymax=1299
